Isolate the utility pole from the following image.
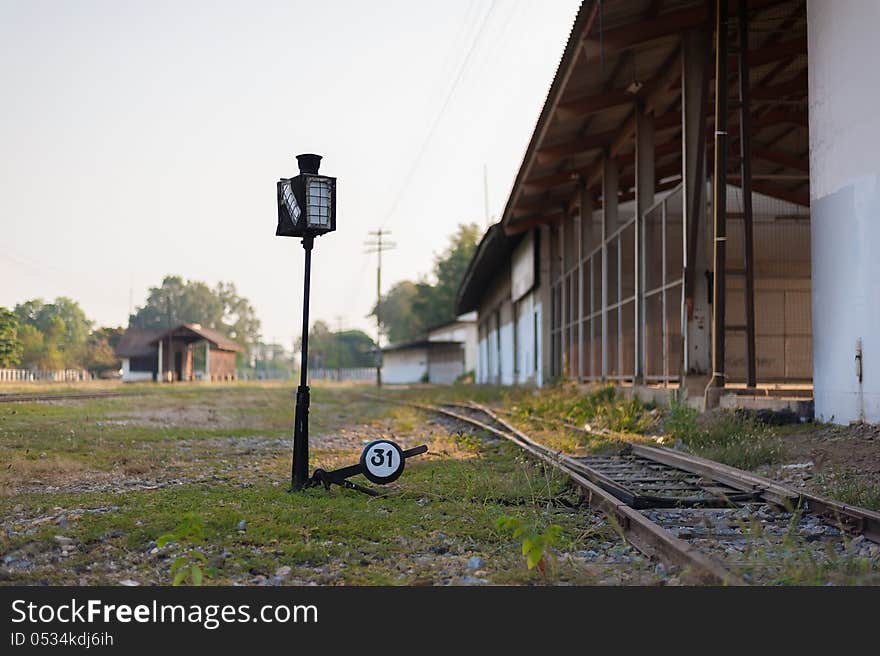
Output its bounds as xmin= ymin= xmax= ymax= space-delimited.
xmin=365 ymin=229 xmax=396 ymax=387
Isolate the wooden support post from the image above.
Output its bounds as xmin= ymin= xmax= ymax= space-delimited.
xmin=711 ymin=0 xmax=729 ymax=390
xmin=738 ymin=0 xmax=757 ymax=389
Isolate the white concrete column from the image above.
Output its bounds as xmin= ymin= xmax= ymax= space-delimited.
xmin=157 ymin=340 xmax=163 ymax=382
xmin=635 ymin=105 xmax=655 ymax=382
xmin=808 ymin=0 xmax=880 ymax=423
xmin=682 ymin=27 xmax=711 ymax=377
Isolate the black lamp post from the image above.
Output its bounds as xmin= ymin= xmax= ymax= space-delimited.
xmin=276 ymin=153 xmax=337 ymax=490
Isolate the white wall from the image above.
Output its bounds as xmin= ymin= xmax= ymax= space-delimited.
xmin=487 ymin=320 xmax=499 ymax=383
xmin=121 ymin=358 xmax=153 ymax=382
xmin=381 ymin=348 xmax=427 ymax=384
xmin=428 ymin=319 xmax=478 ymax=374
xmin=476 ymin=295 xmax=543 ymax=387
xmin=808 ymin=0 xmax=880 ymax=422
xmin=428 ymin=360 xmax=462 ymax=385
xmin=515 ymin=293 xmax=537 ymax=384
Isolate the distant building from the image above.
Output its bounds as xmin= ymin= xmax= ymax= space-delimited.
xmin=380 ymin=312 xmax=477 ymax=384
xmin=116 ymin=324 xmax=245 ymax=382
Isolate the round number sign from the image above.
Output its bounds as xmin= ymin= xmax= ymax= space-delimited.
xmin=360 ymin=439 xmax=406 ymax=485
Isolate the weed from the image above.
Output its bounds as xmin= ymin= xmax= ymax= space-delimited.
xmin=816 ymin=468 xmax=880 ymax=511
xmin=735 ymin=504 xmax=879 ymax=585
xmin=494 ymin=515 xmax=562 ymax=576
xmin=664 ymin=402 xmax=782 ymax=469
xmin=157 ymin=512 xmax=208 ymax=586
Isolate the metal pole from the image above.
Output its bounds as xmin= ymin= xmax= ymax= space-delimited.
xmin=376 ymin=229 xmax=383 ymax=388
xmin=738 ymin=0 xmax=757 ymax=389
xmin=712 ymin=0 xmax=729 ymax=389
xmin=291 ymin=234 xmax=314 ymax=490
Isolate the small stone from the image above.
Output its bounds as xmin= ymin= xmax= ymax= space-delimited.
xmin=150 ymin=548 xmax=159 ymax=555
xmin=54 ymin=535 xmax=74 ymax=546
xmin=237 ymin=519 xmax=246 ymax=532
xmin=275 ymin=566 xmax=292 ymax=578
xmin=848 ymin=535 xmax=866 ymax=551
xmin=119 ymin=579 xmax=140 ymax=586
xmin=466 ymin=556 xmax=484 ymax=570
xmin=458 ymin=575 xmax=488 ymax=585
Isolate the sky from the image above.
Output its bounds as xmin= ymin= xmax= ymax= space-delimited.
xmin=0 ymin=0 xmax=581 ymax=349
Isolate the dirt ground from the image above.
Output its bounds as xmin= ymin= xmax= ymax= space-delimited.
xmin=759 ymin=421 xmax=880 ymax=501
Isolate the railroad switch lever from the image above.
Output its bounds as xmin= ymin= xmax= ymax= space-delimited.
xmin=307 ymin=441 xmax=428 ymax=496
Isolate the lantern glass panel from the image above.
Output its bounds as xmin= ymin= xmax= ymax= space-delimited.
xmin=306 ymin=177 xmax=332 ymax=228
xmin=281 ymin=179 xmax=301 ymax=225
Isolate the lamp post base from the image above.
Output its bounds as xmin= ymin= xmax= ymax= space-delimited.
xmin=291 ymin=384 xmax=310 ymax=490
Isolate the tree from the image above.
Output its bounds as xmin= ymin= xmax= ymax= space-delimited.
xmin=215 ymin=282 xmax=261 ymax=350
xmin=298 ymin=320 xmax=376 ymax=369
xmin=129 ymin=276 xmax=224 ymax=330
xmin=130 ymin=276 xmax=262 ymax=362
xmin=410 ymin=223 xmax=481 ymax=329
xmin=83 ymin=327 xmax=125 ymax=374
xmin=14 ymin=297 xmax=92 ymax=368
xmin=17 ymin=324 xmax=45 ymax=369
xmin=0 ymin=307 xmax=23 ymax=367
xmin=369 ymin=280 xmax=420 ymax=344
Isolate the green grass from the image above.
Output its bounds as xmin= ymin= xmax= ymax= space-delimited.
xmin=0 ymin=381 xmax=637 ymax=586
xmin=663 ymin=402 xmax=782 ymax=469
xmin=504 ymin=384 xmax=657 ymax=434
xmin=815 ymin=468 xmax=880 ymax=511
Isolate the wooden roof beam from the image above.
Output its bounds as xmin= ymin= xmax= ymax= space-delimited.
xmin=751 ymin=72 xmax=807 ymax=100
xmin=503 ymin=209 xmax=565 ymax=235
xmin=536 ymin=129 xmax=617 ymax=162
xmin=557 ymin=87 xmax=639 ymax=121
xmin=582 ymin=0 xmax=788 ymax=55
xmin=524 ymin=139 xmax=681 ymax=193
xmin=751 ymin=146 xmax=808 ymax=172
xmin=750 ymin=180 xmax=809 ymax=207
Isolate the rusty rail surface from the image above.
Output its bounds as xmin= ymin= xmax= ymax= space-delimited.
xmin=0 ymin=391 xmax=128 ymax=403
xmin=367 ymin=393 xmax=880 ymax=585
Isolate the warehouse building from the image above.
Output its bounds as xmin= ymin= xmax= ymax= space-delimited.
xmin=457 ymin=0 xmax=880 ymax=423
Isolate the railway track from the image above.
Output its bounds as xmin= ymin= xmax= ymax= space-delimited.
xmin=0 ymin=391 xmax=128 ymax=403
xmin=379 ymin=395 xmax=880 ymax=585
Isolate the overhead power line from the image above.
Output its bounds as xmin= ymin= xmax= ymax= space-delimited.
xmin=379 ymin=0 xmax=499 ymax=231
